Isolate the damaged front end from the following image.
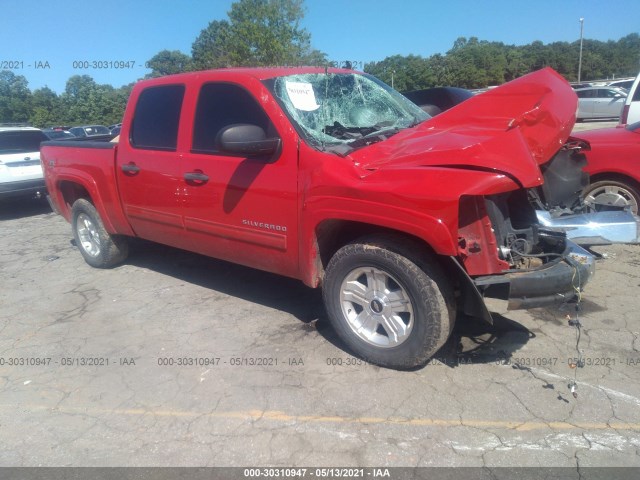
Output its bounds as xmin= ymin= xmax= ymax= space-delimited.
xmin=457 ymin=188 xmax=595 ymax=311
xmin=528 ymin=137 xmax=640 ymax=245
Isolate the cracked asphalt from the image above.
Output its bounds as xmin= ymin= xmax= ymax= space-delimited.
xmin=1 ymin=122 xmax=639 ymax=469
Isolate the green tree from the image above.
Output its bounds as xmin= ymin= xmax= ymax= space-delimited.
xmin=29 ymin=86 xmax=62 ymax=128
xmin=192 ymin=0 xmax=326 ymax=69
xmin=60 ymin=75 xmax=98 ymax=124
xmin=60 ymin=75 xmax=130 ymax=126
xmin=192 ymin=20 xmax=232 ymax=69
xmin=146 ymin=50 xmax=193 ymax=78
xmin=0 ymin=70 xmax=32 ymax=123
xmin=616 ymin=33 xmax=640 ymax=77
xmin=365 ymin=55 xmax=433 ymax=91
xmin=365 ymin=33 xmax=640 ymax=91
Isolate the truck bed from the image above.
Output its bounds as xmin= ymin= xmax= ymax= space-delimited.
xmin=41 ymin=140 xmax=133 ymax=235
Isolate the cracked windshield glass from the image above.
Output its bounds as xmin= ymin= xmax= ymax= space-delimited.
xmin=269 ymin=73 xmax=429 ymax=154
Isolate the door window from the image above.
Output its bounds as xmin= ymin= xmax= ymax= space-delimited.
xmin=598 ymin=89 xmax=618 ymax=98
xmin=192 ymin=83 xmax=273 ymax=155
xmin=131 ymin=85 xmax=185 ymax=151
xmin=577 ymin=89 xmax=596 ymax=98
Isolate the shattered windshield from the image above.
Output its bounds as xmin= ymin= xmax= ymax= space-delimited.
xmin=266 ymin=73 xmax=429 ymax=154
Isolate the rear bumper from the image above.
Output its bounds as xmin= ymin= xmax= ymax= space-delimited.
xmin=0 ymin=179 xmax=46 ymax=199
xmin=474 ymin=240 xmax=595 ymax=310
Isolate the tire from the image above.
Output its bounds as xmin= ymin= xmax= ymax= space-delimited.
xmin=583 ymin=179 xmax=640 ymax=215
xmin=71 ymin=198 xmax=129 ymax=268
xmin=322 ymin=235 xmax=455 ymax=369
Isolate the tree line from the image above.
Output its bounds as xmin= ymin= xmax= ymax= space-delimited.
xmin=365 ymin=34 xmax=640 ymax=92
xmin=1 ymin=0 xmax=639 ymax=127
xmin=0 ymin=71 xmax=132 ymax=128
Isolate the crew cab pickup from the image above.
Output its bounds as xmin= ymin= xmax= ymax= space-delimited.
xmin=42 ymin=67 xmax=594 ymax=369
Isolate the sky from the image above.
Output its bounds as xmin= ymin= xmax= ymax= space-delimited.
xmin=1 ymin=0 xmax=639 ymax=94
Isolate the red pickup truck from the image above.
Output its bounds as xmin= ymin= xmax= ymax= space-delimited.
xmin=42 ymin=67 xmax=594 ymax=369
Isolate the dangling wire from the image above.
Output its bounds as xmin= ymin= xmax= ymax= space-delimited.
xmin=567 ymin=263 xmax=584 ymax=398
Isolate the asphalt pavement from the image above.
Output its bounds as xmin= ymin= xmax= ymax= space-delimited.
xmin=0 ymin=119 xmax=638 ymax=472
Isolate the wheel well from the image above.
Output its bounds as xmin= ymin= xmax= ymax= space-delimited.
xmin=59 ymin=181 xmax=92 ymax=214
xmin=315 ymin=220 xmax=444 ymax=278
xmin=313 ymin=220 xmax=491 ymax=322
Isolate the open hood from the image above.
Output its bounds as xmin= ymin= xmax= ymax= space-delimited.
xmin=350 ymin=68 xmax=578 ymax=188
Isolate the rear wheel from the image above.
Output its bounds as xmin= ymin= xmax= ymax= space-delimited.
xmin=71 ymin=198 xmax=129 ymax=268
xmin=323 ymin=235 xmax=454 ymax=369
xmin=583 ymin=179 xmax=640 ymax=215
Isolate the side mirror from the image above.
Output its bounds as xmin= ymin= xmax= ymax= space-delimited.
xmin=217 ymin=124 xmax=281 ymax=157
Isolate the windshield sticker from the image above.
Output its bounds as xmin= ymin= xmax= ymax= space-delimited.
xmin=285 ymin=81 xmax=320 ymax=111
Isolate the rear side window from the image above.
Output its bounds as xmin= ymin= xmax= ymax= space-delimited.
xmin=0 ymin=130 xmax=48 ymax=153
xmin=598 ymin=89 xmax=620 ymax=98
xmin=131 ymin=85 xmax=185 ymax=150
xmin=576 ymin=90 xmax=595 ymax=99
xmin=192 ymin=83 xmax=272 ymax=154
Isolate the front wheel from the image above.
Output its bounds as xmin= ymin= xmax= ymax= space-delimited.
xmin=583 ymin=179 xmax=640 ymax=215
xmin=322 ymin=235 xmax=454 ymax=369
xmin=71 ymin=198 xmax=129 ymax=268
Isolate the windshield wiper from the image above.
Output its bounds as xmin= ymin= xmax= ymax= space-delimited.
xmin=347 ymin=126 xmax=401 ymax=150
xmin=323 ymin=122 xmax=377 ymax=140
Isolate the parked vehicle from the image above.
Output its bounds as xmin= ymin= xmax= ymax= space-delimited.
xmin=43 ymin=128 xmax=75 ymax=140
xmin=402 ymin=87 xmax=474 ymax=116
xmin=575 ymin=86 xmax=627 ymax=121
xmin=620 ymin=73 xmax=640 ymax=125
xmin=69 ymin=125 xmax=112 ymax=138
xmin=1 ymin=126 xmax=49 ymax=199
xmin=42 ymin=67 xmax=595 ymax=369
xmin=577 ymin=122 xmax=640 ymax=215
xmin=607 ymin=78 xmax=635 ymax=91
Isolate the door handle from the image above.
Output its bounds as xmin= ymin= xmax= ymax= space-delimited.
xmin=184 ymin=172 xmax=209 ymax=184
xmin=121 ymin=163 xmax=140 ymax=174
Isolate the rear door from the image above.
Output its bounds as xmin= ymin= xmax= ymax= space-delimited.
xmin=116 ymin=84 xmax=189 ymax=247
xmin=593 ymin=88 xmax=626 ymax=118
xmin=178 ymin=80 xmax=299 ymax=278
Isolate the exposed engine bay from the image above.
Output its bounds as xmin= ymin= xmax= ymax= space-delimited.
xmin=529 ymin=139 xmax=590 ymax=216
xmin=485 ymin=142 xmax=591 ymax=270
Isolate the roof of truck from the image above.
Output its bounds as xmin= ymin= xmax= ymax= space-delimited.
xmin=137 ymin=67 xmax=357 ymax=86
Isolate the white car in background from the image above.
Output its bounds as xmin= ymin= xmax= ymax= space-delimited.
xmin=620 ymin=73 xmax=640 ymax=125
xmin=0 ymin=125 xmax=49 ymax=200
xmin=575 ymin=86 xmax=627 ymax=121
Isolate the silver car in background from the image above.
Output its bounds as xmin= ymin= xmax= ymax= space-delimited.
xmin=575 ymin=86 xmax=627 ymax=121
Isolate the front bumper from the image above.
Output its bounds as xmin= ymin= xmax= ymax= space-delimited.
xmin=474 ymin=239 xmax=595 ymax=310
xmin=536 ymin=209 xmax=640 ymax=246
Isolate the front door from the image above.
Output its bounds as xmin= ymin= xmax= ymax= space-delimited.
xmin=179 ymin=81 xmax=299 ymax=278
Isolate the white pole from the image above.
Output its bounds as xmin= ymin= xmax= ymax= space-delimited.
xmin=578 ymin=18 xmax=584 ymax=82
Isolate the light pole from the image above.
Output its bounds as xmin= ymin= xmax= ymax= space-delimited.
xmin=578 ymin=17 xmax=584 ymax=83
